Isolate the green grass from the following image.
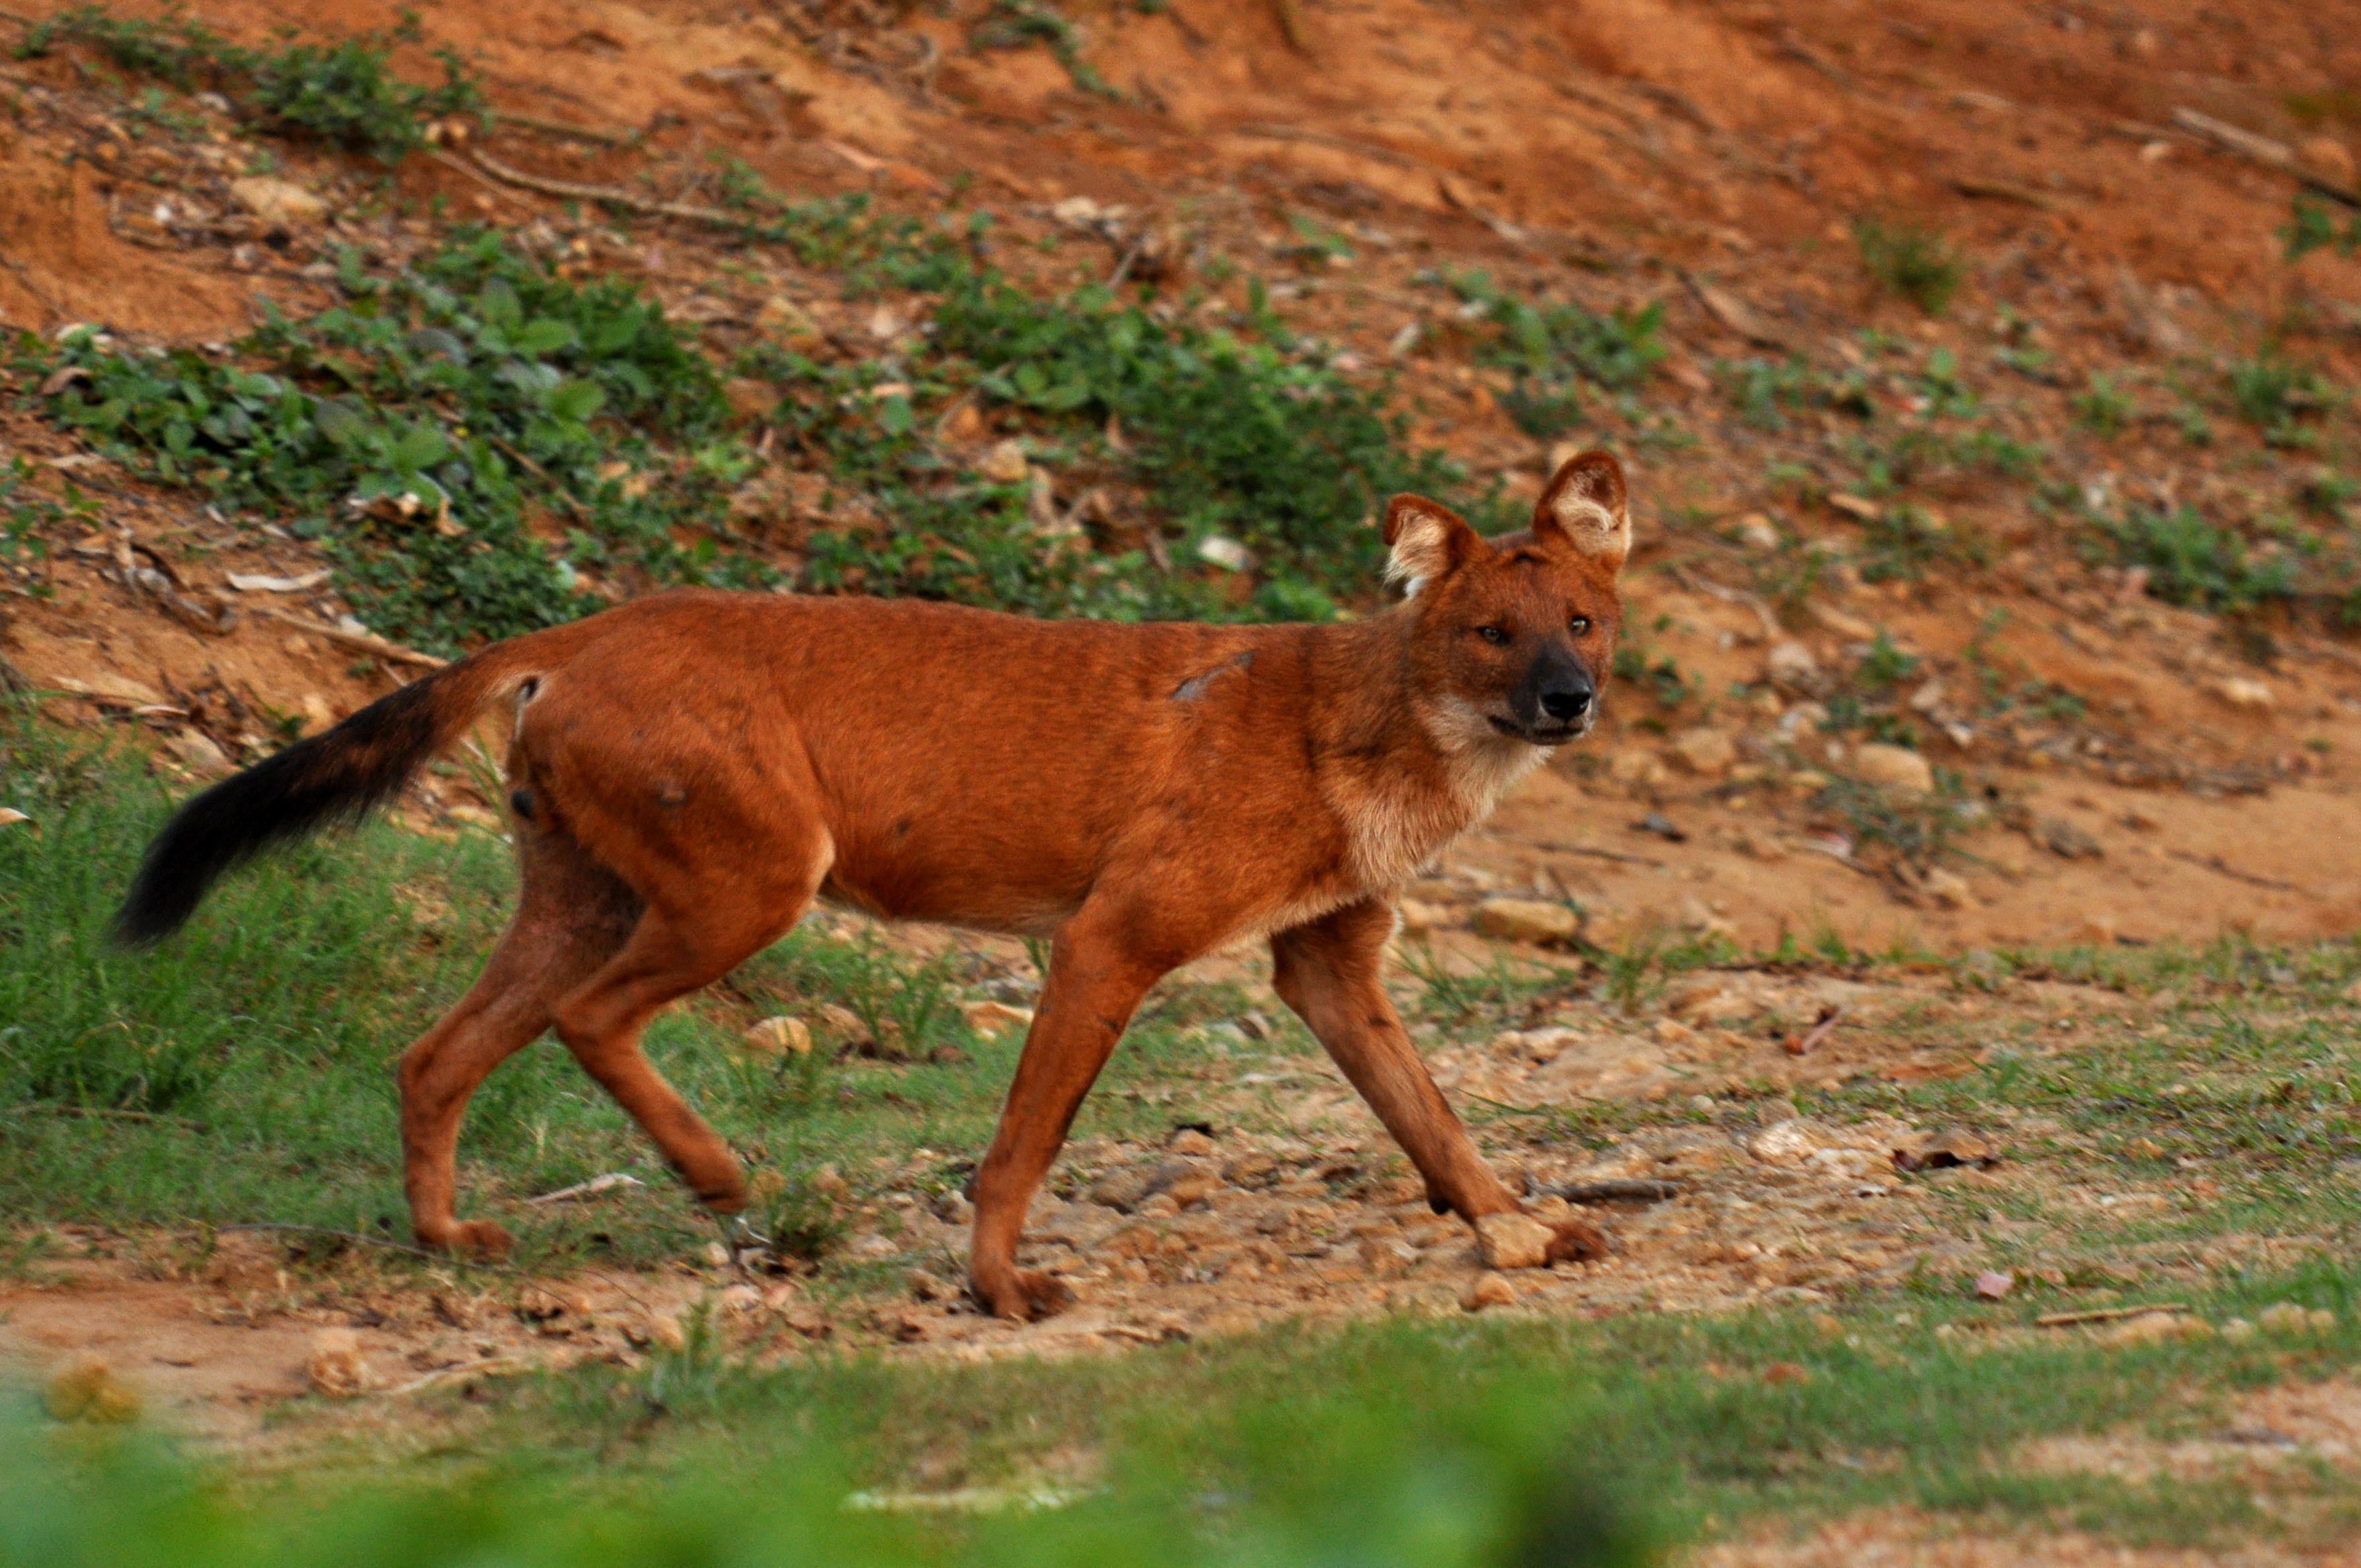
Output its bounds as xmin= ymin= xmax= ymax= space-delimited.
xmin=17 ymin=5 xmax=484 ymax=161
xmin=1853 ymin=218 xmax=1966 ymax=316
xmin=14 ymin=739 xmax=2361 ymax=1560
xmin=0 ymin=727 xmax=1225 ymax=1269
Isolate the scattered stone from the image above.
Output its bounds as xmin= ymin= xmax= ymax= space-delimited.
xmin=908 ymin=1269 xmax=958 ymax=1303
xmin=1766 ymin=640 xmax=1820 ymax=689
xmin=1474 ymin=1211 xmax=1554 ymax=1270
xmin=2221 ymin=1317 xmax=2257 ymax=1343
xmin=1851 ymin=742 xmax=1934 ymax=794
xmin=1922 ymin=867 xmax=1971 ymax=909
xmin=741 ymin=1015 xmax=813 ymax=1057
xmin=960 ymin=1000 xmax=1033 ymax=1039
xmin=2257 ymin=1302 xmax=2337 ymax=1336
xmin=1197 ymin=536 xmax=1253 ymax=573
xmin=1737 ymin=512 xmax=1780 ymax=550
xmin=1827 ymin=492 xmax=1879 ymax=522
xmin=56 ymin=671 xmax=164 ymax=707
xmin=1809 ymin=601 xmax=1878 ymax=640
xmin=1461 ymin=1271 xmax=1519 ymax=1311
xmin=1670 ymin=726 xmax=1737 ymax=777
xmin=1974 ymin=1270 xmax=2014 ymax=1301
xmin=1167 ymin=1127 xmax=1216 ymax=1157
xmin=1221 ymin=1152 xmax=1281 ymax=1188
xmin=44 ymin=1355 xmax=139 ymax=1424
xmin=1472 ymin=897 xmax=1578 ymax=946
xmin=306 ymin=1329 xmax=370 ymax=1397
xmin=228 ymin=175 xmax=328 ymax=226
xmin=1396 ymin=898 xmax=1447 ymax=936
xmin=1747 ymin=1119 xmax=1826 ymax=1166
xmin=1607 ymin=749 xmax=1668 ymax=788
xmin=2298 ymin=135 xmax=2358 ymax=186
xmin=2212 ymin=676 xmax=2273 ymax=711
xmin=1893 ymin=1129 xmax=1999 ymax=1172
xmin=1085 ymin=1157 xmax=1200 ymax=1213
xmin=163 ymin=730 xmax=230 ymax=778
xmin=1633 ymin=812 xmax=1688 ymax=843
xmin=2097 ymin=1311 xmax=2206 ymax=1347
xmin=2037 ymin=818 xmax=2103 ymax=859
xmin=977 ymin=439 xmax=1030 ymax=485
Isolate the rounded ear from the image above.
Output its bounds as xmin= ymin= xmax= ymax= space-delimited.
xmin=1382 ymin=494 xmax=1481 ymax=595
xmin=1532 ymin=449 xmax=1632 ymax=576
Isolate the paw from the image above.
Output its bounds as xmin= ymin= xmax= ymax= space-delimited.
xmin=972 ymin=1268 xmax=1075 ymax=1322
xmin=419 ymin=1218 xmax=514 ymax=1259
xmin=1543 ymin=1216 xmax=1608 ymax=1265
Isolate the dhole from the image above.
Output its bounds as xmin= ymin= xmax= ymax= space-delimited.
xmin=117 ymin=450 xmax=1633 ymax=1320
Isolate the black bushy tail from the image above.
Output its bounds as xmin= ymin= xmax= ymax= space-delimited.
xmin=113 ymin=657 xmax=489 ymax=946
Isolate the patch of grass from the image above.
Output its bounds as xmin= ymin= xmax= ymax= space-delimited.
xmin=1716 ymin=355 xmax=1875 ymax=432
xmin=970 ymin=0 xmax=1117 ymax=99
xmin=1853 ymin=217 xmax=1966 ymax=315
xmin=2226 ymin=353 xmax=2338 ymax=447
xmin=1857 ymin=502 xmax=1989 ymax=583
xmin=18 ymin=5 xmax=484 ymax=161
xmin=1440 ymin=268 xmax=1665 ymax=439
xmin=0 ymin=729 xmax=1210 ymax=1267
xmin=2098 ymin=508 xmax=2295 ymax=614
xmin=2073 ymin=373 xmax=2137 ymax=435
xmin=2281 ymin=196 xmax=2361 ymax=263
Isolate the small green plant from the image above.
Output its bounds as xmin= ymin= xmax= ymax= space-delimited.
xmin=971 ymin=0 xmax=1117 ymax=98
xmin=2073 ymin=373 xmax=2137 ymax=435
xmin=2099 ymin=508 xmax=2295 ymax=613
xmin=2301 ymin=468 xmax=2358 ymax=520
xmin=2281 ymin=196 xmax=2361 ymax=263
xmin=1853 ymin=217 xmax=1966 ymax=315
xmin=1441 ymin=268 xmax=1664 ymax=438
xmin=2226 ymin=353 xmax=2336 ymax=446
xmin=1859 ymin=503 xmax=1988 ymax=583
xmin=753 ymin=1167 xmax=847 ymax=1263
xmin=19 ymin=5 xmax=484 ymax=161
xmin=1717 ymin=356 xmax=1872 ymax=431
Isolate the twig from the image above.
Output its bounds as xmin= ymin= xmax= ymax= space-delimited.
xmin=523 ymin=1171 xmax=646 ymax=1206
xmin=2171 ymin=106 xmax=2361 ymax=210
xmin=1105 ymin=240 xmax=1143 ymax=289
xmin=4 ymin=1100 xmax=202 ymax=1129
xmin=1541 ymin=1178 xmax=1682 ymax=1204
xmin=1528 ymin=837 xmax=1665 ymax=868
xmin=464 ymin=148 xmax=747 ymax=228
xmin=253 ymin=607 xmax=447 ymax=668
xmin=1784 ymin=1003 xmax=1844 ymax=1057
xmin=380 ymin=1355 xmax=528 ymax=1395
xmin=2034 ymin=1303 xmax=2190 ymax=1328
xmin=1951 ymin=178 xmax=2056 ymax=210
xmin=2166 ymin=849 xmax=2301 ymax=894
xmin=492 ymin=111 xmax=640 ymax=149
xmin=1668 ymin=563 xmax=1783 ymax=642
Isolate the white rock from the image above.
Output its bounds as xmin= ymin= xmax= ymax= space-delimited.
xmin=228 ymin=176 xmax=327 ymax=226
xmin=1766 ymin=640 xmax=1819 ymax=688
xmin=977 ymin=439 xmax=1030 ymax=485
xmin=1923 ymin=867 xmax=1971 ymax=909
xmin=2212 ymin=676 xmax=2273 ymax=711
xmin=1747 ymin=1118 xmax=1826 ymax=1165
xmin=1670 ymin=727 xmax=1737 ymax=777
xmin=1852 ymin=742 xmax=1934 ymax=794
xmin=1197 ymin=535 xmax=1254 ymax=573
xmin=1472 ymin=898 xmax=1579 ymax=945
xmin=1474 ymin=1211 xmax=1555 ymax=1270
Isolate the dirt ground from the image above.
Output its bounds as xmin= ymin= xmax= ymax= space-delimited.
xmin=5 ymin=0 xmax=2361 ymax=1552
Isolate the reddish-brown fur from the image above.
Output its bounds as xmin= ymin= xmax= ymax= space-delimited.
xmin=135 ymin=451 xmax=1634 ymax=1320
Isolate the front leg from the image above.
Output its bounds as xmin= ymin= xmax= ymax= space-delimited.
xmin=969 ymin=908 xmax=1169 ymax=1320
xmin=1271 ymin=899 xmax=1605 ymax=1267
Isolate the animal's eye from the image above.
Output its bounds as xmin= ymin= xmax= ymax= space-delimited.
xmin=1475 ymin=625 xmax=1509 ymax=645
xmin=1568 ymin=616 xmax=1592 ymax=636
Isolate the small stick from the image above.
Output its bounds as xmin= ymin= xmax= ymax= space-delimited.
xmin=2171 ymin=106 xmax=2361 ymax=210
xmin=523 ymin=1171 xmax=646 ymax=1206
xmin=464 ymin=149 xmax=746 ymax=228
xmin=253 ymin=607 xmax=447 ymax=668
xmin=5 ymin=1100 xmax=202 ymax=1129
xmin=1784 ymin=1003 xmax=1843 ymax=1057
xmin=2034 ymin=1303 xmax=2190 ymax=1328
xmin=380 ymin=1355 xmax=527 ymax=1395
xmin=1541 ymin=1178 xmax=1682 ymax=1204
xmin=492 ymin=111 xmax=640 ymax=149
xmin=2166 ymin=849 xmax=2301 ymax=894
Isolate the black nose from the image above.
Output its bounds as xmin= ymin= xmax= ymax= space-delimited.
xmin=1540 ymin=682 xmax=1593 ymax=721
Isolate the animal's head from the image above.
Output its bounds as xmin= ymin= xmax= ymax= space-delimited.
xmin=1384 ymin=449 xmax=1630 ymax=750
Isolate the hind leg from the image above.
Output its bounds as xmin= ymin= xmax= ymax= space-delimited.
xmin=547 ymin=831 xmax=828 ymax=1221
xmin=400 ymin=829 xmax=643 ymax=1255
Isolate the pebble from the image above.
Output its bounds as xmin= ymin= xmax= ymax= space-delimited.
xmin=1461 ymin=1272 xmax=1518 ymax=1311
xmin=1474 ymin=1211 xmax=1554 ymax=1270
xmin=1472 ymin=898 xmax=1579 ymax=946
xmin=1851 ymin=742 xmax=1934 ymax=795
xmin=741 ymin=1016 xmax=812 ymax=1057
xmin=306 ymin=1330 xmax=368 ymax=1398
